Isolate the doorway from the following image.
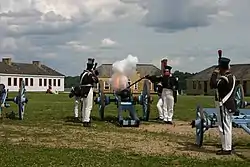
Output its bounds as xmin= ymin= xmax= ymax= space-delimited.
xmin=243 ymin=81 xmax=247 ymax=94
xmin=204 ymin=81 xmax=208 ymax=95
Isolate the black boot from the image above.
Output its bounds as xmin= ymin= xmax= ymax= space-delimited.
xmin=73 ymin=117 xmax=80 ymax=123
xmin=164 ymin=121 xmax=173 ymax=125
xmin=216 ymin=149 xmax=232 ymax=155
xmin=83 ymin=122 xmax=91 ymax=127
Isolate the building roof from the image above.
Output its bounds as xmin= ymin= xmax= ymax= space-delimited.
xmin=189 ymin=64 xmax=250 ymax=80
xmin=0 ymin=58 xmax=64 ymax=76
xmin=96 ymin=64 xmax=161 ymax=78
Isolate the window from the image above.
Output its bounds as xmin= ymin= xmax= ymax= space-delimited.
xmin=128 ymin=79 xmax=131 ymax=85
xmin=39 ymin=79 xmax=42 ymax=86
xmin=30 ymin=78 xmax=34 ymax=86
xmin=134 ymin=83 xmax=139 ymax=90
xmin=49 ymin=79 xmax=52 ymax=86
xmin=198 ymin=81 xmax=201 ymax=90
xmin=53 ymin=79 xmax=56 ymax=86
xmin=192 ymin=81 xmax=197 ymax=89
xmin=94 ymin=83 xmax=98 ymax=89
xmin=19 ymin=78 xmax=23 ymax=86
xmin=236 ymin=80 xmax=240 ymax=86
xmin=149 ymin=81 xmax=152 ymax=90
xmin=104 ymin=81 xmax=110 ymax=90
xmin=243 ymin=81 xmax=247 ymax=94
xmin=44 ymin=79 xmax=47 ymax=86
xmin=25 ymin=78 xmax=28 ymax=86
xmin=14 ymin=78 xmax=17 ymax=86
xmin=8 ymin=78 xmax=11 ymax=86
xmin=57 ymin=79 xmax=61 ymax=87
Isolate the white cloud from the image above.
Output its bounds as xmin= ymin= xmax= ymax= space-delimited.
xmin=0 ymin=37 xmax=17 ymax=51
xmin=136 ymin=0 xmax=233 ymax=32
xmin=66 ymin=41 xmax=90 ymax=52
xmin=100 ymin=38 xmax=118 ymax=48
xmin=43 ymin=53 xmax=58 ymax=59
xmin=0 ymin=0 xmax=249 ymax=75
xmin=188 ymin=56 xmax=195 ymax=62
xmin=0 ymin=0 xmax=145 ymax=36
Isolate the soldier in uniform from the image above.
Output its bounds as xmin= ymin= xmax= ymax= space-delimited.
xmin=69 ymin=86 xmax=82 ymax=121
xmin=146 ymin=65 xmax=178 ymax=124
xmin=0 ymin=84 xmax=6 ymax=108
xmin=79 ymin=58 xmax=99 ymax=127
xmin=210 ymin=57 xmax=236 ymax=155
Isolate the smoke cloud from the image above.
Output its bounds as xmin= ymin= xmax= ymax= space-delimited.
xmin=109 ymin=54 xmax=138 ymax=91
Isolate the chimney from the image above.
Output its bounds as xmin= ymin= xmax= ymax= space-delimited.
xmin=2 ymin=58 xmax=12 ymax=65
xmin=32 ymin=61 xmax=41 ymax=68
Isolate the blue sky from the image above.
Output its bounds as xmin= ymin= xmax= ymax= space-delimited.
xmin=0 ymin=0 xmax=249 ymax=76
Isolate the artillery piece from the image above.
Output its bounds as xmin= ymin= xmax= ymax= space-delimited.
xmin=191 ymin=84 xmax=250 ymax=147
xmin=0 ymin=80 xmax=28 ymax=120
xmin=94 ymin=78 xmax=152 ymax=127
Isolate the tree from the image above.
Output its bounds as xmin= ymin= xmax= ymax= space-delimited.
xmin=173 ymin=70 xmax=196 ymax=90
xmin=64 ymin=76 xmax=80 ymax=88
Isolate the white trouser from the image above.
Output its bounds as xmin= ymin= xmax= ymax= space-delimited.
xmin=74 ymin=96 xmax=80 ymax=118
xmin=81 ymin=87 xmax=93 ymax=122
xmin=156 ymin=97 xmax=163 ymax=119
xmin=215 ymin=101 xmax=233 ymax=151
xmin=161 ymin=88 xmax=174 ymax=122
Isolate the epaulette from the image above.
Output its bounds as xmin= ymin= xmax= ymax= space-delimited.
xmin=219 ymin=72 xmax=233 ymax=84
xmin=219 ymin=75 xmax=229 ymax=83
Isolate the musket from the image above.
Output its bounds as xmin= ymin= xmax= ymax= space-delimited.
xmin=217 ymin=49 xmax=225 ymax=135
xmin=218 ymin=50 xmax=222 ymax=66
xmin=125 ymin=75 xmax=149 ymax=90
xmin=93 ymin=62 xmax=97 ymax=71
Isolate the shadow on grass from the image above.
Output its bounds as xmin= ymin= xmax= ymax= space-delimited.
xmin=3 ymin=111 xmax=20 ymax=120
xmin=63 ymin=115 xmax=121 ymax=127
xmin=176 ymin=141 xmax=250 ymax=161
xmin=176 ymin=141 xmax=217 ymax=154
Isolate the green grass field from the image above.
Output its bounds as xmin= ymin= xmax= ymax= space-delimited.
xmin=0 ymin=93 xmax=250 ymax=167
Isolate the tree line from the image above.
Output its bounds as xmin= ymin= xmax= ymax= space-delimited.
xmin=64 ymin=71 xmax=196 ymax=91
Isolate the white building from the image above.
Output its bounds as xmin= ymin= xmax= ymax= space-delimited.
xmin=0 ymin=58 xmax=65 ymax=92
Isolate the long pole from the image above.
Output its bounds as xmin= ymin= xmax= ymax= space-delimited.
xmin=218 ymin=49 xmax=225 ymax=135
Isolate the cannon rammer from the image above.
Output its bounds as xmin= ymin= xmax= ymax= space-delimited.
xmin=191 ymin=84 xmax=250 ymax=147
xmin=94 ymin=78 xmax=152 ymax=127
xmin=0 ymin=80 xmax=28 ymax=120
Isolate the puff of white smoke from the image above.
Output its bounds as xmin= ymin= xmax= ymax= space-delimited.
xmin=109 ymin=54 xmax=138 ymax=91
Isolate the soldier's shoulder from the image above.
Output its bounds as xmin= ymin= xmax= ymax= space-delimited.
xmin=225 ymin=72 xmax=235 ymax=79
xmin=170 ymin=75 xmax=177 ymax=80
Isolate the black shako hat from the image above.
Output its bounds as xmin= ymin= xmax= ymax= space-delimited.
xmin=219 ymin=57 xmax=230 ymax=69
xmin=86 ymin=58 xmax=94 ymax=70
xmin=164 ymin=65 xmax=172 ymax=71
xmin=87 ymin=58 xmax=94 ymax=65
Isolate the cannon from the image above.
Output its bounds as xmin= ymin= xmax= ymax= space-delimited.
xmin=94 ymin=79 xmax=152 ymax=127
xmin=191 ymin=84 xmax=250 ymax=147
xmin=0 ymin=80 xmax=28 ymax=120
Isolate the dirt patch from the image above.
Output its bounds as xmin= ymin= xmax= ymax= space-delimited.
xmin=137 ymin=121 xmax=194 ymax=135
xmin=137 ymin=121 xmax=250 ymax=140
xmin=0 ymin=122 xmax=249 ymax=160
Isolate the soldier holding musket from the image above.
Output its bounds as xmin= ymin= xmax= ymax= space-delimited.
xmin=69 ymin=58 xmax=99 ymax=127
xmin=209 ymin=50 xmax=236 ymax=155
xmin=145 ymin=60 xmax=178 ymax=124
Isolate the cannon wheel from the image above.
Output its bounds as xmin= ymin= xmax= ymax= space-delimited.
xmin=98 ymin=81 xmax=105 ymax=120
xmin=142 ymin=79 xmax=151 ymax=121
xmin=18 ymin=80 xmax=26 ymax=120
xmin=234 ymin=84 xmax=244 ymax=109
xmin=196 ymin=105 xmax=205 ymax=147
